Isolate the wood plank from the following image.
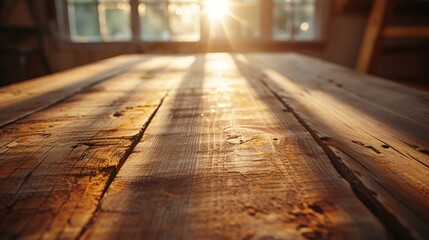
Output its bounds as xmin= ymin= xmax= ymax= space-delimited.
xmin=382 ymin=26 xmax=429 ymax=38
xmin=245 ymin=53 xmax=429 ymax=239
xmin=264 ymin=53 xmax=429 ymax=126
xmin=356 ymin=0 xmax=390 ymax=73
xmin=0 ymin=56 xmax=196 ymax=239
xmin=82 ymin=53 xmax=387 ymax=239
xmin=0 ymin=54 xmax=148 ymax=127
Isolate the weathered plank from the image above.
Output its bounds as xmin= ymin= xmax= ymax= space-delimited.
xmin=244 ymin=53 xmax=429 ymax=239
xmin=0 ymin=56 xmax=196 ymax=239
xmin=0 ymin=55 xmax=147 ymax=127
xmin=82 ymin=54 xmax=387 ymax=239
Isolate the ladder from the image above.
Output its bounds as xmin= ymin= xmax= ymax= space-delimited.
xmin=356 ymin=0 xmax=429 ymax=73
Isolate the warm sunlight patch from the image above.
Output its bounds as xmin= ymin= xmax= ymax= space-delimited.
xmin=205 ymin=0 xmax=229 ymax=22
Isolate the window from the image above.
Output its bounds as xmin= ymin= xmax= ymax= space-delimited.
xmin=67 ymin=0 xmax=132 ymax=42
xmin=57 ymin=0 xmax=326 ymax=43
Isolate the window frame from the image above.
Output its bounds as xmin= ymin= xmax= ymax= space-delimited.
xmin=54 ymin=0 xmax=329 ymax=51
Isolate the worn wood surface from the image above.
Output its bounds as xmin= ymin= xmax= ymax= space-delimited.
xmin=0 ymin=53 xmax=428 ymax=239
xmin=244 ymin=53 xmax=429 ymax=239
xmin=0 ymin=56 xmax=195 ymax=239
xmin=81 ymin=54 xmax=386 ymax=239
xmin=0 ymin=55 xmax=147 ymax=127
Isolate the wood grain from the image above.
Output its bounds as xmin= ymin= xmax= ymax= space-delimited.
xmin=1 ymin=53 xmax=426 ymax=239
xmin=0 ymin=55 xmax=147 ymax=127
xmin=82 ymin=54 xmax=387 ymax=239
xmin=0 ymin=56 xmax=196 ymax=239
xmin=244 ymin=53 xmax=429 ymax=239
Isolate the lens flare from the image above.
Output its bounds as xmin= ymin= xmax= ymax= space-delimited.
xmin=206 ymin=0 xmax=229 ymax=22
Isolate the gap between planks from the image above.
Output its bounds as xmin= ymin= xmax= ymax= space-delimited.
xmin=0 ymin=56 xmax=197 ymax=239
xmin=258 ymin=70 xmax=413 ymax=240
xmin=76 ymin=89 xmax=170 ymax=239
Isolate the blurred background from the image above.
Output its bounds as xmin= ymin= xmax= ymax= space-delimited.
xmin=0 ymin=0 xmax=428 ymax=89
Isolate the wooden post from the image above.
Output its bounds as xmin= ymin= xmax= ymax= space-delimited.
xmin=356 ymin=0 xmax=390 ymax=73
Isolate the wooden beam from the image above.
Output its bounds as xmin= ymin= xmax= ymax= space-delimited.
xmin=356 ymin=0 xmax=390 ymax=73
xmin=383 ymin=26 xmax=429 ymax=38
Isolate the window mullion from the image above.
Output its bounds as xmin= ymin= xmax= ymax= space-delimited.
xmin=130 ymin=0 xmax=140 ymax=42
xmin=291 ymin=1 xmax=295 ymax=40
xmin=316 ymin=0 xmax=326 ymax=40
xmin=200 ymin=0 xmax=208 ymax=43
xmin=261 ymin=0 xmax=273 ymax=41
xmin=97 ymin=1 xmax=105 ymax=41
xmin=166 ymin=2 xmax=172 ymax=41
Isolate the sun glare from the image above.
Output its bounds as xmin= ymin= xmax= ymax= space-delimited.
xmin=206 ymin=0 xmax=229 ymax=22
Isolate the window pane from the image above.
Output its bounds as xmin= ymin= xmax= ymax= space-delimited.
xmin=139 ymin=1 xmax=200 ymax=41
xmin=168 ymin=3 xmax=200 ymax=41
xmin=229 ymin=4 xmax=260 ymax=38
xmin=99 ymin=0 xmax=129 ymax=2
xmin=139 ymin=3 xmax=170 ymax=41
xmin=68 ymin=3 xmax=101 ymax=42
xmin=209 ymin=0 xmax=260 ymax=39
xmin=273 ymin=3 xmax=292 ymax=40
xmin=99 ymin=2 xmax=132 ymax=41
xmin=68 ymin=0 xmax=97 ymax=3
xmin=293 ymin=3 xmax=315 ymax=40
xmin=272 ymin=0 xmax=318 ymax=41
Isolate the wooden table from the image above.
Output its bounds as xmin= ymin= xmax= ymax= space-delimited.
xmin=0 ymin=53 xmax=428 ymax=240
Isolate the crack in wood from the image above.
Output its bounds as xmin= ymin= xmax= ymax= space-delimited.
xmin=76 ymin=90 xmax=170 ymax=239
xmin=258 ymin=74 xmax=416 ymax=240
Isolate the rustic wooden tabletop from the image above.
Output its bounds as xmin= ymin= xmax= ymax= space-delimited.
xmin=0 ymin=53 xmax=428 ymax=240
